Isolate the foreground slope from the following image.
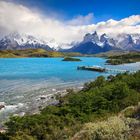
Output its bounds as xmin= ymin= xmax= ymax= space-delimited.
xmin=1 ymin=71 xmax=140 ymax=140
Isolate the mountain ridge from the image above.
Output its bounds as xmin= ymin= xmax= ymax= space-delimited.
xmin=63 ymin=31 xmax=140 ymax=54
xmin=0 ymin=32 xmax=140 ymax=54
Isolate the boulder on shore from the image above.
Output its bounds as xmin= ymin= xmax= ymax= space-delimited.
xmin=0 ymin=105 xmax=5 ymax=110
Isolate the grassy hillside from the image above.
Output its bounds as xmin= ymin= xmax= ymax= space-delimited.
xmin=1 ymin=71 xmax=140 ymax=140
xmin=0 ymin=49 xmax=83 ymax=58
xmin=94 ymin=50 xmax=132 ymax=57
xmin=94 ymin=50 xmax=140 ymax=65
xmin=106 ymin=51 xmax=140 ymax=65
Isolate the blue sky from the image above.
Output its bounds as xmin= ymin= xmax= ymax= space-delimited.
xmin=14 ymin=0 xmax=140 ymax=23
xmin=0 ymin=0 xmax=140 ymax=44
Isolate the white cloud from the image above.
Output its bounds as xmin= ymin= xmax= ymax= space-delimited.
xmin=119 ymin=15 xmax=140 ymax=25
xmin=67 ymin=13 xmax=94 ymax=26
xmin=0 ymin=1 xmax=140 ymax=47
xmin=0 ymin=1 xmax=74 ymax=43
xmin=93 ymin=15 xmax=140 ymax=36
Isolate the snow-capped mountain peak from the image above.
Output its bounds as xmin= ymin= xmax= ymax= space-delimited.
xmin=83 ymin=31 xmax=99 ymax=44
xmin=0 ymin=32 xmax=53 ymax=50
xmin=2 ymin=32 xmax=43 ymax=45
xmin=100 ymin=33 xmax=108 ymax=42
xmin=65 ymin=31 xmax=140 ymax=54
xmin=0 ymin=32 xmax=75 ymax=51
xmin=0 ymin=31 xmax=140 ymax=54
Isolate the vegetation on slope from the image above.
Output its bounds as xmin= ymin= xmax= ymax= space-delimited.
xmin=106 ymin=52 xmax=140 ymax=65
xmin=62 ymin=57 xmax=82 ymax=61
xmin=0 ymin=49 xmax=83 ymax=58
xmin=0 ymin=71 xmax=140 ymax=140
xmin=94 ymin=50 xmax=130 ymax=57
xmin=73 ymin=103 xmax=140 ymax=140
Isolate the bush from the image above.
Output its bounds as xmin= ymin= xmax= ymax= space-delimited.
xmin=4 ymin=71 xmax=140 ymax=139
xmin=72 ymin=117 xmax=133 ymax=140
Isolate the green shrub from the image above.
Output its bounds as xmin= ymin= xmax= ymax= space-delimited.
xmin=72 ymin=117 xmax=136 ymax=140
xmin=4 ymin=71 xmax=140 ymax=139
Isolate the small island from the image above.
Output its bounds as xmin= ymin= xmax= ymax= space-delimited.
xmin=77 ymin=66 xmax=106 ymax=72
xmin=62 ymin=57 xmax=82 ymax=61
xmin=106 ymin=59 xmax=133 ymax=65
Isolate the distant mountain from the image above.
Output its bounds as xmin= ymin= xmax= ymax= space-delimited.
xmin=1 ymin=32 xmax=140 ymax=54
xmin=62 ymin=32 xmax=140 ymax=54
xmin=62 ymin=31 xmax=117 ymax=54
xmin=0 ymin=32 xmax=74 ymax=51
xmin=115 ymin=34 xmax=140 ymax=50
xmin=0 ymin=32 xmax=53 ymax=51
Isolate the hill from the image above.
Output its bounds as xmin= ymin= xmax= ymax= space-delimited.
xmin=0 ymin=49 xmax=83 ymax=58
xmin=106 ymin=51 xmax=140 ymax=65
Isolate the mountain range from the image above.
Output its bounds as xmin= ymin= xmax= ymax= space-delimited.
xmin=0 ymin=31 xmax=140 ymax=54
xmin=0 ymin=32 xmax=53 ymax=51
xmin=63 ymin=31 xmax=140 ymax=54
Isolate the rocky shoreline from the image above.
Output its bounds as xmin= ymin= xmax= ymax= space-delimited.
xmin=0 ymin=85 xmax=83 ymax=131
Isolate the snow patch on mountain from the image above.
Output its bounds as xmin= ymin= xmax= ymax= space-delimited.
xmin=0 ymin=31 xmax=140 ymax=52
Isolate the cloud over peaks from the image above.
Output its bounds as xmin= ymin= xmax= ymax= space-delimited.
xmin=0 ymin=1 xmax=140 ymax=46
xmin=67 ymin=13 xmax=94 ymax=26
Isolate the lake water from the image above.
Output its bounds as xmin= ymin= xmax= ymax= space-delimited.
xmin=0 ymin=57 xmax=140 ymax=122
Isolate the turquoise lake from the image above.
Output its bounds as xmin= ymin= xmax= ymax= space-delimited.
xmin=0 ymin=57 xmax=140 ymax=121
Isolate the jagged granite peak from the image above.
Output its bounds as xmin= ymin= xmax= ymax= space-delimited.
xmin=83 ymin=31 xmax=99 ymax=44
xmin=100 ymin=33 xmax=108 ymax=42
xmin=64 ymin=31 xmax=114 ymax=54
xmin=131 ymin=34 xmax=140 ymax=44
xmin=64 ymin=31 xmax=140 ymax=54
xmin=115 ymin=34 xmax=135 ymax=50
xmin=91 ymin=31 xmax=98 ymax=37
xmin=102 ymin=35 xmax=116 ymax=47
